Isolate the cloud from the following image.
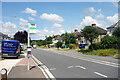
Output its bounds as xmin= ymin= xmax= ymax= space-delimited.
xmin=19 ymin=18 xmax=28 ymax=26
xmin=83 ymin=7 xmax=96 ymax=16
xmin=52 ymin=23 xmax=62 ymax=28
xmin=40 ymin=13 xmax=64 ymax=23
xmin=95 ymin=13 xmax=104 ymax=19
xmin=28 ymin=17 xmax=35 ymax=21
xmin=22 ymin=8 xmax=37 ymax=16
xmin=98 ymin=9 xmax=101 ymax=12
xmin=106 ymin=13 xmax=118 ymax=23
xmin=76 ymin=16 xmax=108 ymax=30
xmin=2 ymin=22 xmax=17 ymax=37
xmin=59 ymin=29 xmax=65 ymax=33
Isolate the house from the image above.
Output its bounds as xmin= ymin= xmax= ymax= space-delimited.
xmin=52 ymin=35 xmax=63 ymax=44
xmin=107 ymin=20 xmax=120 ymax=36
xmin=0 ymin=32 xmax=10 ymax=43
xmin=75 ymin=24 xmax=107 ymax=45
xmin=74 ymin=29 xmax=81 ymax=44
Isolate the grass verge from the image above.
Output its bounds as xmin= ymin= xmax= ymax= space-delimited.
xmin=78 ymin=49 xmax=119 ymax=57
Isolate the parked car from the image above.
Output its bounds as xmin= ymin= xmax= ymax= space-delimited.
xmin=1 ymin=39 xmax=21 ymax=58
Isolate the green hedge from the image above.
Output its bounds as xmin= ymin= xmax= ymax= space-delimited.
xmin=68 ymin=44 xmax=75 ymax=49
xmin=89 ymin=42 xmax=102 ymax=50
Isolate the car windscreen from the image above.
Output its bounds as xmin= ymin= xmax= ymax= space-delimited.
xmin=2 ymin=41 xmax=18 ymax=48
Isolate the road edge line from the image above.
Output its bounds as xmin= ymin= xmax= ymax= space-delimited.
xmin=32 ymin=55 xmax=56 ymax=80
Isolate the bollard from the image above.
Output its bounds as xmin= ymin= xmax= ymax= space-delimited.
xmin=1 ymin=68 xmax=7 ymax=80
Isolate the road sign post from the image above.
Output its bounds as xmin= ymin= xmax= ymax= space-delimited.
xmin=27 ymin=47 xmax=32 ymax=70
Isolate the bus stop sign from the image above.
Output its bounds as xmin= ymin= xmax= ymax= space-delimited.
xmin=27 ymin=47 xmax=32 ymax=57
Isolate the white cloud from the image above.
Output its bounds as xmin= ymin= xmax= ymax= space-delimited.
xmin=22 ymin=8 xmax=37 ymax=16
xmin=2 ymin=22 xmax=17 ymax=37
xmin=59 ymin=29 xmax=65 ymax=33
xmin=28 ymin=17 xmax=35 ymax=21
xmin=83 ymin=7 xmax=96 ymax=16
xmin=52 ymin=23 xmax=62 ymax=28
xmin=95 ymin=13 xmax=104 ymax=19
xmin=40 ymin=13 xmax=64 ymax=23
xmin=19 ymin=18 xmax=28 ymax=26
xmin=98 ymin=9 xmax=101 ymax=12
xmin=106 ymin=13 xmax=118 ymax=23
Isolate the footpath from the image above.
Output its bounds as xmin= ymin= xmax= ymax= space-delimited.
xmin=0 ymin=52 xmax=46 ymax=80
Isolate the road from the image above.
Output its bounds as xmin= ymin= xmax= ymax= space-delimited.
xmin=32 ymin=48 xmax=119 ymax=78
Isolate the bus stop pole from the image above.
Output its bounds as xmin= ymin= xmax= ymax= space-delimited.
xmin=27 ymin=22 xmax=30 ymax=70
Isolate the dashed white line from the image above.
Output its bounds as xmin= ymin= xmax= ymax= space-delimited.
xmin=75 ymin=65 xmax=86 ymax=69
xmin=94 ymin=72 xmax=108 ymax=78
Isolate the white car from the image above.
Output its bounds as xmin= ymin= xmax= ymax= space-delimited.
xmin=33 ymin=45 xmax=36 ymax=49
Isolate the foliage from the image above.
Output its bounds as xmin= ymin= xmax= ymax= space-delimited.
xmin=47 ymin=41 xmax=53 ymax=44
xmin=113 ymin=26 xmax=120 ymax=37
xmin=31 ymin=41 xmax=37 ymax=46
xmin=89 ymin=42 xmax=102 ymax=50
xmin=114 ymin=54 xmax=120 ymax=59
xmin=101 ymin=35 xmax=119 ymax=49
xmin=62 ymin=32 xmax=77 ymax=45
xmin=68 ymin=44 xmax=75 ymax=49
xmin=78 ymin=49 xmax=118 ymax=57
xmin=81 ymin=26 xmax=100 ymax=50
xmin=45 ymin=36 xmax=52 ymax=41
xmin=37 ymin=40 xmax=42 ymax=46
xmin=62 ymin=45 xmax=65 ymax=48
xmin=14 ymin=30 xmax=28 ymax=43
xmin=55 ymin=42 xmax=63 ymax=47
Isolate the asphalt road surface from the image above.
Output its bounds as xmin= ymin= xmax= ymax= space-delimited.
xmin=32 ymin=48 xmax=119 ymax=78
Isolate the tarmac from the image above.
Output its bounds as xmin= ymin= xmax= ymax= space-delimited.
xmin=0 ymin=52 xmax=46 ymax=80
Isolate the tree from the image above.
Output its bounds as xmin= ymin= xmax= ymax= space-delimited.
xmin=62 ymin=32 xmax=77 ymax=45
xmin=113 ymin=26 xmax=120 ymax=37
xmin=55 ymin=42 xmax=63 ymax=48
xmin=45 ymin=36 xmax=52 ymax=41
xmin=81 ymin=26 xmax=100 ymax=50
xmin=14 ymin=30 xmax=28 ymax=43
xmin=31 ymin=41 xmax=37 ymax=46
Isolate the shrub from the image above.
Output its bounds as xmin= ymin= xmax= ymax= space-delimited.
xmin=55 ymin=42 xmax=63 ymax=48
xmin=114 ymin=54 xmax=120 ymax=59
xmin=89 ymin=42 xmax=102 ymax=50
xmin=62 ymin=46 xmax=65 ymax=48
xmin=68 ymin=44 xmax=75 ymax=49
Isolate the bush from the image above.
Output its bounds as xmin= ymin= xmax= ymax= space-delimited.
xmin=62 ymin=46 xmax=65 ymax=48
xmin=89 ymin=42 xmax=102 ymax=50
xmin=55 ymin=42 xmax=63 ymax=48
xmin=68 ymin=44 xmax=75 ymax=49
xmin=114 ymin=54 xmax=120 ymax=59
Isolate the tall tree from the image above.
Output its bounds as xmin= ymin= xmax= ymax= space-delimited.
xmin=113 ymin=26 xmax=120 ymax=37
xmin=81 ymin=26 xmax=100 ymax=50
xmin=14 ymin=30 xmax=28 ymax=43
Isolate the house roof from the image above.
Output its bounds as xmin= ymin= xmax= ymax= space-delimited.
xmin=74 ymin=32 xmax=81 ymax=37
xmin=107 ymin=20 xmax=120 ymax=29
xmin=53 ymin=35 xmax=63 ymax=40
xmin=95 ymin=26 xmax=107 ymax=34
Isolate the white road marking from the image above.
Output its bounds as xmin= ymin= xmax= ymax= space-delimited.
xmin=75 ymin=65 xmax=86 ymax=69
xmin=32 ymin=55 xmax=56 ymax=80
xmin=94 ymin=72 xmax=108 ymax=78
xmin=49 ymin=68 xmax=56 ymax=71
xmin=67 ymin=66 xmax=74 ymax=68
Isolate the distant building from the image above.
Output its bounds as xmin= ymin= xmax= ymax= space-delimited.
xmin=52 ymin=35 xmax=63 ymax=44
xmin=0 ymin=32 xmax=10 ymax=43
xmin=74 ymin=24 xmax=107 ymax=45
xmin=107 ymin=20 xmax=120 ymax=36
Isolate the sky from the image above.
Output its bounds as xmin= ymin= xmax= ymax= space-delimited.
xmin=0 ymin=1 xmax=119 ymax=40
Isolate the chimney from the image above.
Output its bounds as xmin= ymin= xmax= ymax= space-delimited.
xmin=92 ymin=24 xmax=96 ymax=27
xmin=74 ymin=29 xmax=78 ymax=32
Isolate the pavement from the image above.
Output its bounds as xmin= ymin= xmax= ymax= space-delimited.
xmin=32 ymin=48 xmax=119 ymax=78
xmin=0 ymin=51 xmax=46 ymax=80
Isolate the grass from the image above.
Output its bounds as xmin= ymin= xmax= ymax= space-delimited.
xmin=59 ymin=48 xmax=71 ymax=51
xmin=78 ymin=49 xmax=119 ymax=57
xmin=37 ymin=46 xmax=48 ymax=48
xmin=0 ymin=58 xmax=3 ymax=61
